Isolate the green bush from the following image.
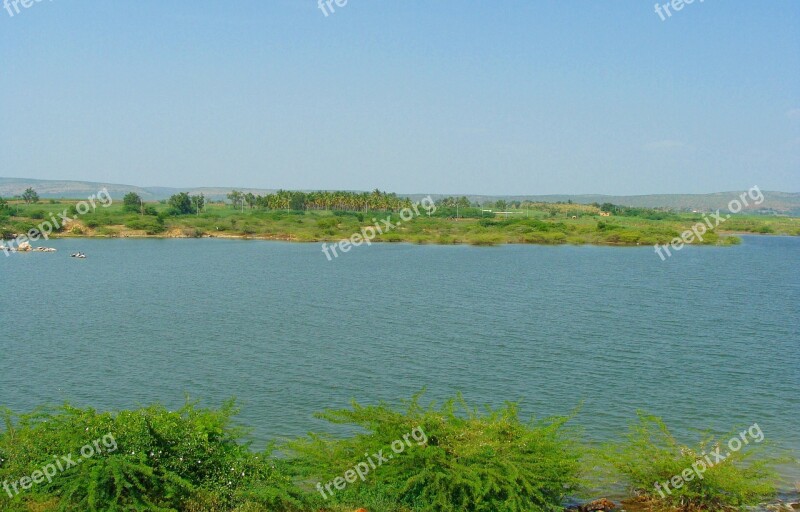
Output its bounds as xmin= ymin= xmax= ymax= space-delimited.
xmin=468 ymin=234 xmax=503 ymax=246
xmin=288 ymin=393 xmax=581 ymax=512
xmin=95 ymin=227 xmax=118 ymax=237
xmin=601 ymin=413 xmax=778 ymax=511
xmin=316 ymin=218 xmax=339 ymax=230
xmin=125 ymin=217 xmax=165 ymax=234
xmin=0 ymin=401 xmax=306 ymax=512
xmin=0 ymin=400 xmax=790 ymax=512
xmin=607 ymin=230 xmax=640 ymax=244
xmin=596 ymin=221 xmax=620 ymax=231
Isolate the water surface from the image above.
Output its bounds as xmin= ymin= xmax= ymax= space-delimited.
xmin=1 ymin=236 xmax=798 ymax=483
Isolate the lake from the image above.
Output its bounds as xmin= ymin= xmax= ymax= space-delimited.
xmin=1 ymin=235 xmax=798 ymax=486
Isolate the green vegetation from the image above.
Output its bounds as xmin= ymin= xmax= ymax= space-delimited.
xmin=0 ymin=401 xmax=304 ymax=512
xmin=288 ymin=394 xmax=581 ymax=512
xmin=20 ymin=188 xmax=39 ymax=205
xmin=601 ymin=413 xmax=780 ymax=512
xmin=122 ymin=192 xmax=143 ymax=213
xmin=1 ymin=191 xmax=798 ymax=247
xmin=0 ymin=398 xmax=785 ymax=512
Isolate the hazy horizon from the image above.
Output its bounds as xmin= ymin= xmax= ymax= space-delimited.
xmin=2 ymin=176 xmax=799 ymax=198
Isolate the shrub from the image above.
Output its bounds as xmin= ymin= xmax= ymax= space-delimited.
xmin=288 ymin=393 xmax=582 ymax=512
xmin=0 ymin=401 xmax=307 ymax=512
xmin=596 ymin=221 xmax=620 ymax=231
xmin=316 ymin=218 xmax=339 ymax=230
xmin=601 ymin=413 xmax=778 ymax=511
xmin=96 ymin=227 xmax=118 ymax=237
xmin=468 ymin=234 xmax=503 ymax=246
xmin=615 ymin=231 xmax=641 ymax=244
xmin=124 ymin=217 xmax=166 ymax=234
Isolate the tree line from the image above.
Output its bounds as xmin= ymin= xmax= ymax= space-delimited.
xmin=225 ymin=189 xmax=414 ymax=213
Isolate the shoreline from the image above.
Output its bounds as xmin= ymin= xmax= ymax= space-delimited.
xmin=5 ymin=230 xmax=792 ymax=248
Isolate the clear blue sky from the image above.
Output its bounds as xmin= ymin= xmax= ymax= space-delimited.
xmin=1 ymin=1 xmax=798 ymax=195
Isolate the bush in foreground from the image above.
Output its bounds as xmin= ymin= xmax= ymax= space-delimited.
xmin=0 ymin=399 xmax=787 ymax=512
xmin=0 ymin=401 xmax=306 ymax=512
xmin=601 ymin=413 xmax=779 ymax=511
xmin=288 ymin=393 xmax=582 ymax=512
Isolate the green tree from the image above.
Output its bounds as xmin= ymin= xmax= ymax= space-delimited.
xmin=190 ymin=193 xmax=205 ymax=215
xmin=168 ymin=192 xmax=193 ymax=215
xmin=289 ymin=192 xmax=306 ymax=211
xmin=244 ymin=192 xmax=256 ymax=209
xmin=227 ymin=190 xmax=244 ymax=210
xmin=21 ymin=187 xmax=39 ymax=204
xmin=123 ymin=192 xmax=142 ymax=213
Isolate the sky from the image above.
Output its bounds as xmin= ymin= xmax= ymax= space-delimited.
xmin=0 ymin=1 xmax=798 ymax=195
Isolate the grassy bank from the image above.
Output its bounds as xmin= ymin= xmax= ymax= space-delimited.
xmin=0 ymin=396 xmax=788 ymax=512
xmin=2 ymin=199 xmax=799 ymax=248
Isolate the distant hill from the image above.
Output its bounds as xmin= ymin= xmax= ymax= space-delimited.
xmin=2 ymin=177 xmax=798 ymax=215
xmin=416 ymin=192 xmax=800 ymax=215
xmin=0 ymin=178 xmax=277 ymax=202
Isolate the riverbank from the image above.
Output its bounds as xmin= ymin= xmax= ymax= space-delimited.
xmin=3 ymin=200 xmax=800 ymax=250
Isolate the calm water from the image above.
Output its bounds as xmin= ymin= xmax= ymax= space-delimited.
xmin=1 ymin=236 xmax=798 ymax=483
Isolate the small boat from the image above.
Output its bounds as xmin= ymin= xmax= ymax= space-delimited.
xmin=70 ymin=252 xmax=86 ymax=259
